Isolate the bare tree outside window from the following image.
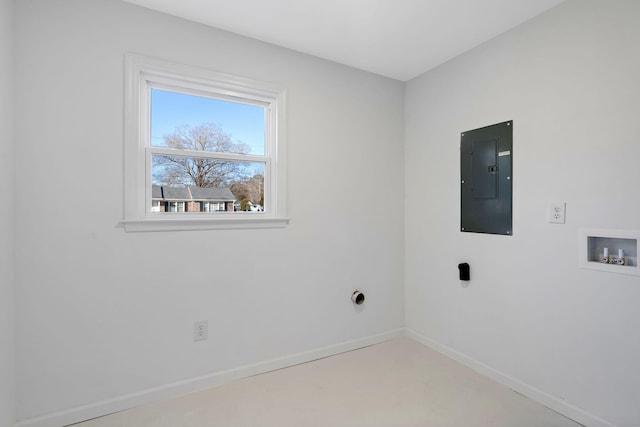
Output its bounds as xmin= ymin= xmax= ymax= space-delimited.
xmin=153 ymin=123 xmax=252 ymax=188
xmin=151 ymin=123 xmax=266 ymax=212
xmin=230 ymin=174 xmax=265 ymax=207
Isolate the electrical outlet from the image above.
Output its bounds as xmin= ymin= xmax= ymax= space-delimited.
xmin=549 ymin=202 xmax=566 ymax=224
xmin=194 ymin=320 xmax=208 ymax=342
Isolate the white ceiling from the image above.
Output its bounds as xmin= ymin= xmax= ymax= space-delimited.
xmin=123 ymin=0 xmax=565 ymax=81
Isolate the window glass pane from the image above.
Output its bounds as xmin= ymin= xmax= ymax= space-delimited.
xmin=151 ymin=154 xmax=266 ymax=213
xmin=151 ymin=89 xmax=265 ymax=156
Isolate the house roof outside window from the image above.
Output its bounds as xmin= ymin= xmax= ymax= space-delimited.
xmin=152 ymin=185 xmax=236 ymax=202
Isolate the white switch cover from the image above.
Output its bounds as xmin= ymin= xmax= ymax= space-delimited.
xmin=549 ymin=202 xmax=566 ymax=224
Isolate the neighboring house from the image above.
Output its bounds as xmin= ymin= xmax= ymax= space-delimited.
xmin=152 ymin=185 xmax=236 ymax=212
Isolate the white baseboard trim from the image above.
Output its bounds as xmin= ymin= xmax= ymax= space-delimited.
xmin=405 ymin=329 xmax=618 ymax=427
xmin=15 ymin=328 xmax=404 ymax=427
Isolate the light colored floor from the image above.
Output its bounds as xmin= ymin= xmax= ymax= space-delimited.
xmin=72 ymin=338 xmax=583 ymax=427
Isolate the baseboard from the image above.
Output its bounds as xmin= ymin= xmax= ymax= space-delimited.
xmin=405 ymin=329 xmax=618 ymax=427
xmin=15 ymin=328 xmax=404 ymax=427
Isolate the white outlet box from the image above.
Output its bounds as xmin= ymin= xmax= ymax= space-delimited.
xmin=549 ymin=202 xmax=566 ymax=224
xmin=194 ymin=320 xmax=208 ymax=342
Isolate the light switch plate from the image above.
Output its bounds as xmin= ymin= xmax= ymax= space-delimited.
xmin=549 ymin=202 xmax=566 ymax=224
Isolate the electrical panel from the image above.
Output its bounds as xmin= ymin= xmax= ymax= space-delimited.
xmin=460 ymin=121 xmax=512 ymax=235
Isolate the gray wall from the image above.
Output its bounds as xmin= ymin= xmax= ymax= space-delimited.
xmin=0 ymin=0 xmax=15 ymax=426
xmin=405 ymin=1 xmax=640 ymax=426
xmin=13 ymin=0 xmax=404 ymax=422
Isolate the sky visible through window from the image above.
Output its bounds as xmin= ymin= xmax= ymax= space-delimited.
xmin=150 ymin=89 xmax=265 ymax=156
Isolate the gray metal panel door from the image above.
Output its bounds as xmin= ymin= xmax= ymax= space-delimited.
xmin=460 ymin=121 xmax=512 ymax=235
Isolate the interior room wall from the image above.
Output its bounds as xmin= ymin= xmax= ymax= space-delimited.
xmin=405 ymin=1 xmax=640 ymax=426
xmin=13 ymin=0 xmax=404 ymax=424
xmin=0 ymin=0 xmax=15 ymax=426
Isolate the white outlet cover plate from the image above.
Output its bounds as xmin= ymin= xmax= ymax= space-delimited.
xmin=549 ymin=202 xmax=566 ymax=224
xmin=194 ymin=320 xmax=208 ymax=342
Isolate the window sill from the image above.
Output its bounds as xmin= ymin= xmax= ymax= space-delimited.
xmin=120 ymin=216 xmax=290 ymax=232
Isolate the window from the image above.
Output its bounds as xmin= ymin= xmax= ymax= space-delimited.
xmin=122 ymin=54 xmax=288 ymax=231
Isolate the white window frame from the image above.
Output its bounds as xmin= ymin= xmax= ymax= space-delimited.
xmin=122 ymin=53 xmax=288 ymax=232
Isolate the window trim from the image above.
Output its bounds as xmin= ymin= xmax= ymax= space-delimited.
xmin=122 ymin=53 xmax=288 ymax=232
